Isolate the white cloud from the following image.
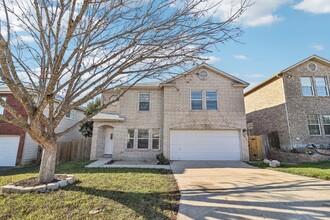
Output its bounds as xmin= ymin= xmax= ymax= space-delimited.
xmin=294 ymin=0 xmax=330 ymax=14
xmin=311 ymin=43 xmax=325 ymax=51
xmin=191 ymin=0 xmax=291 ymax=27
xmin=238 ymin=0 xmax=291 ymax=27
xmin=201 ymin=55 xmax=220 ymax=64
xmin=234 ymin=54 xmax=247 ymax=60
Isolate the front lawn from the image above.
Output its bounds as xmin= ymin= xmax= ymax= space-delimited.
xmin=0 ymin=160 xmax=179 ymax=220
xmin=248 ymin=161 xmax=330 ymax=180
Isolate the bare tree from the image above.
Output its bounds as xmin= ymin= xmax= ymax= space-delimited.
xmin=0 ymin=0 xmax=250 ymax=183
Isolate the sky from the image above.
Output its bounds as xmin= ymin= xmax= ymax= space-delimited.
xmin=203 ymin=0 xmax=330 ymax=89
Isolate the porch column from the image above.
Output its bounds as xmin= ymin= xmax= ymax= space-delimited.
xmin=90 ymin=122 xmax=100 ymax=160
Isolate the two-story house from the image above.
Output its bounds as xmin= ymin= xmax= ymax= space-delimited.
xmin=245 ymin=55 xmax=330 ymax=150
xmin=90 ymin=64 xmax=250 ymax=161
xmin=0 ymin=87 xmax=85 ymax=166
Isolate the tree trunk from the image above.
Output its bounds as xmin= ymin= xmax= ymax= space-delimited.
xmin=38 ymin=144 xmax=57 ymax=183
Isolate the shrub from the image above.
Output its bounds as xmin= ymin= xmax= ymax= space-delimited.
xmin=156 ymin=153 xmax=169 ymax=165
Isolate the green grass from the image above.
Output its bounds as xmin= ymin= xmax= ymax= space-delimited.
xmin=0 ymin=160 xmax=179 ymax=220
xmin=247 ymin=161 xmax=330 ymax=180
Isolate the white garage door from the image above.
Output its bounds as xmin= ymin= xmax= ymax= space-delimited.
xmin=0 ymin=136 xmax=20 ymax=166
xmin=170 ymin=130 xmax=241 ymax=160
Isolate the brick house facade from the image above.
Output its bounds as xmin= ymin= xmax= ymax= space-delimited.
xmin=90 ymin=64 xmax=250 ymax=161
xmin=245 ymin=55 xmax=330 ymax=150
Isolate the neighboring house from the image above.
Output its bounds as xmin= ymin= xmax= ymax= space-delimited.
xmin=245 ymin=55 xmax=330 ymax=151
xmin=0 ymin=87 xmax=85 ymax=166
xmin=90 ymin=63 xmax=250 ymax=161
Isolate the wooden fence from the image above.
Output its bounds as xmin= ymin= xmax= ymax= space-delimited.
xmin=56 ymin=138 xmax=92 ymax=164
xmin=248 ymin=135 xmax=263 ymax=161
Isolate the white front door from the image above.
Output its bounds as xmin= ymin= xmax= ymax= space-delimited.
xmin=104 ymin=128 xmax=114 ymax=155
xmin=170 ymin=130 xmax=241 ymax=160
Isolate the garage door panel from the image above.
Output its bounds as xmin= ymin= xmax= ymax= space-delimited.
xmin=171 ymin=136 xmax=239 ymax=145
xmin=171 ymin=152 xmax=240 ymax=160
xmin=0 ymin=136 xmax=20 ymax=166
xmin=170 ymin=130 xmax=241 ymax=160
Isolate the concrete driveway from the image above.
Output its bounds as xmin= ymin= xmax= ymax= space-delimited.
xmin=171 ymin=161 xmax=330 ymax=220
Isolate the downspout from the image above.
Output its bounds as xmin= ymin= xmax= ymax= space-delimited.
xmin=281 ymin=75 xmax=293 ymax=150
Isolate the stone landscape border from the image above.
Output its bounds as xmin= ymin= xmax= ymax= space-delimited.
xmin=1 ymin=174 xmax=76 ymax=194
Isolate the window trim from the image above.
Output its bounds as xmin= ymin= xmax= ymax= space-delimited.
xmin=137 ymin=129 xmax=149 ymax=149
xmin=206 ymin=90 xmax=218 ymax=110
xmin=307 ymin=114 xmax=321 ymax=136
xmin=151 ymin=128 xmax=160 ymax=150
xmin=322 ymin=115 xmax=330 ymax=136
xmin=0 ymin=96 xmax=6 ymax=115
xmin=126 ymin=129 xmax=135 ymax=149
xmin=314 ymin=76 xmax=329 ymax=97
xmin=300 ymin=77 xmax=315 ymax=97
xmin=138 ymin=92 xmax=150 ymax=112
xmin=64 ymin=110 xmax=76 ymax=120
xmin=190 ymin=90 xmax=203 ymax=110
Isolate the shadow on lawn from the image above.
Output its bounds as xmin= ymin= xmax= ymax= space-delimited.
xmin=64 ymin=183 xmax=180 ymax=219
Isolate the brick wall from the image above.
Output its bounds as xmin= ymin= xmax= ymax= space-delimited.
xmin=93 ymin=66 xmax=249 ymax=161
xmin=0 ymin=94 xmax=28 ymax=164
xmin=245 ymin=77 xmax=292 ymax=150
xmin=283 ymin=60 xmax=330 ymax=148
xmin=162 ymin=66 xmax=249 ymax=160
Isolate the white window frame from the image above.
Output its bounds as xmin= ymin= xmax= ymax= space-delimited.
xmin=307 ymin=114 xmax=321 ymax=136
xmin=206 ymin=90 xmax=218 ymax=110
xmin=314 ymin=77 xmax=329 ymax=97
xmin=137 ymin=129 xmax=149 ymax=149
xmin=191 ymin=90 xmax=203 ymax=110
xmin=151 ymin=128 xmax=160 ymax=150
xmin=0 ymin=97 xmax=6 ymax=115
xmin=300 ymin=77 xmax=314 ymax=96
xmin=139 ymin=92 xmax=150 ymax=112
xmin=127 ymin=129 xmax=135 ymax=149
xmin=65 ymin=110 xmax=76 ymax=120
xmin=322 ymin=115 xmax=330 ymax=136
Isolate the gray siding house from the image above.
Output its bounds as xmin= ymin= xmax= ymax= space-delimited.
xmin=245 ymin=55 xmax=330 ymax=150
xmin=90 ymin=64 xmax=250 ymax=161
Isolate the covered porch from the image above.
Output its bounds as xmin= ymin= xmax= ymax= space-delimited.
xmin=90 ymin=112 xmax=125 ymax=159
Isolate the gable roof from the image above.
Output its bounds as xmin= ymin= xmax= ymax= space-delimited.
xmin=244 ymin=55 xmax=330 ymax=96
xmin=162 ymin=63 xmax=249 ymax=86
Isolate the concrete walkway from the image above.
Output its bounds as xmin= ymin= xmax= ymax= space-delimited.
xmin=171 ymin=161 xmax=330 ymax=220
xmin=85 ymin=158 xmax=170 ymax=169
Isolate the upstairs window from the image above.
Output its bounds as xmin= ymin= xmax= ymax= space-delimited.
xmin=315 ymin=77 xmax=329 ymax=96
xmin=191 ymin=91 xmax=203 ymax=110
xmin=139 ymin=92 xmax=150 ymax=111
xmin=206 ymin=91 xmax=218 ymax=110
xmin=0 ymin=97 xmax=6 ymax=115
xmin=323 ymin=115 xmax=330 ymax=135
xmin=65 ymin=110 xmax=76 ymax=119
xmin=137 ymin=129 xmax=149 ymax=149
xmin=307 ymin=114 xmax=321 ymax=135
xmin=300 ymin=77 xmax=314 ymax=96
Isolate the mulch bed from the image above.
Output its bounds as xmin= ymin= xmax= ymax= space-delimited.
xmin=13 ymin=175 xmax=69 ymax=187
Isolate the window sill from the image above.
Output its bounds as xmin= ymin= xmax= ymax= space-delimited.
xmin=126 ymin=148 xmax=161 ymax=151
xmin=64 ymin=117 xmax=76 ymax=120
xmin=190 ymin=109 xmax=220 ymax=112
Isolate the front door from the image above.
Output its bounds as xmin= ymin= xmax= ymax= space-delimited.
xmin=104 ymin=128 xmax=114 ymax=155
